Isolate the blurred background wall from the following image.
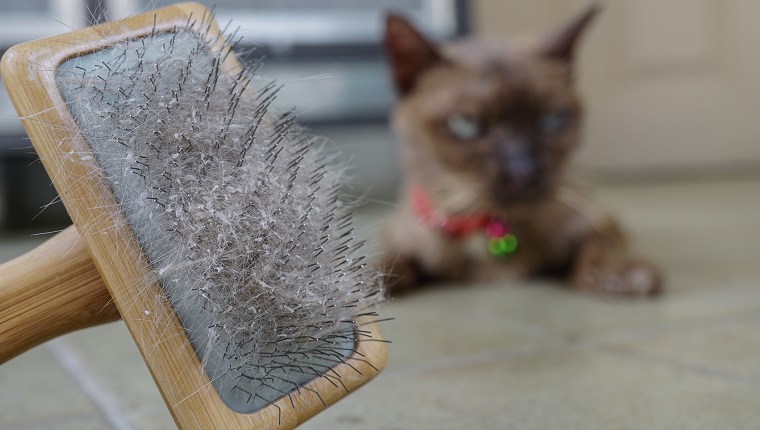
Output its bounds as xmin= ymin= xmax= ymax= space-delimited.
xmin=1 ymin=0 xmax=758 ymax=230
xmin=475 ymin=0 xmax=760 ymax=176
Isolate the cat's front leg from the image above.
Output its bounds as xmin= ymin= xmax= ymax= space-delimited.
xmin=569 ymin=238 xmax=662 ymax=296
xmin=379 ymin=209 xmax=470 ymax=295
xmin=532 ymin=189 xmax=663 ymax=296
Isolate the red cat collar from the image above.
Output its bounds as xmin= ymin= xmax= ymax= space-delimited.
xmin=409 ymin=185 xmax=518 ymax=257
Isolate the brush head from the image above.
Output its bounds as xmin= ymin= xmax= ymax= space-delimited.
xmin=2 ymin=3 xmax=386 ymax=427
xmin=55 ymin=22 xmax=384 ymax=413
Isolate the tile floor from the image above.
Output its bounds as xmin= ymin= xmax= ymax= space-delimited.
xmin=1 ymin=176 xmax=759 ymax=429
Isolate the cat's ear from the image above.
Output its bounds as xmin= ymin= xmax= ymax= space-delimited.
xmin=384 ymin=13 xmax=444 ymax=95
xmin=538 ymin=3 xmax=601 ymax=63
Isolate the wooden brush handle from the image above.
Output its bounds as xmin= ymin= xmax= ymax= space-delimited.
xmin=0 ymin=225 xmax=119 ymax=363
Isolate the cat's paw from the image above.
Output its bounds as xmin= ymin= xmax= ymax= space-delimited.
xmin=572 ymin=260 xmax=662 ymax=296
xmin=571 ymin=242 xmax=663 ymax=296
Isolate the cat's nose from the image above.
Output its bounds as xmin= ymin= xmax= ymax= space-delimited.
xmin=506 ymin=156 xmax=537 ymax=187
xmin=500 ymin=143 xmax=538 ymax=188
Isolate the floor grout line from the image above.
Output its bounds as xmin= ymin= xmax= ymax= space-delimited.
xmin=46 ymin=339 xmax=134 ymax=430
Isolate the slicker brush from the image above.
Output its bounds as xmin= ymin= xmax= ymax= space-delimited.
xmin=0 ymin=3 xmax=387 ymax=429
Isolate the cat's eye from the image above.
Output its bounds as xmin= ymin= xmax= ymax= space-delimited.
xmin=540 ymin=110 xmax=574 ymax=134
xmin=446 ymin=113 xmax=483 ymax=141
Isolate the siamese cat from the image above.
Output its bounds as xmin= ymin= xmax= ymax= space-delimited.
xmin=380 ymin=4 xmax=662 ymax=296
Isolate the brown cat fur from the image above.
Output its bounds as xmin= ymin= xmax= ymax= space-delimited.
xmin=380 ymin=4 xmax=662 ymax=296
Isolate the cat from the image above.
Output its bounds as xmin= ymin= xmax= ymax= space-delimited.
xmin=379 ymin=4 xmax=662 ymax=297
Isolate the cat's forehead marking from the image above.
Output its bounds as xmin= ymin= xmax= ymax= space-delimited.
xmin=449 ymin=63 xmax=549 ymax=117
